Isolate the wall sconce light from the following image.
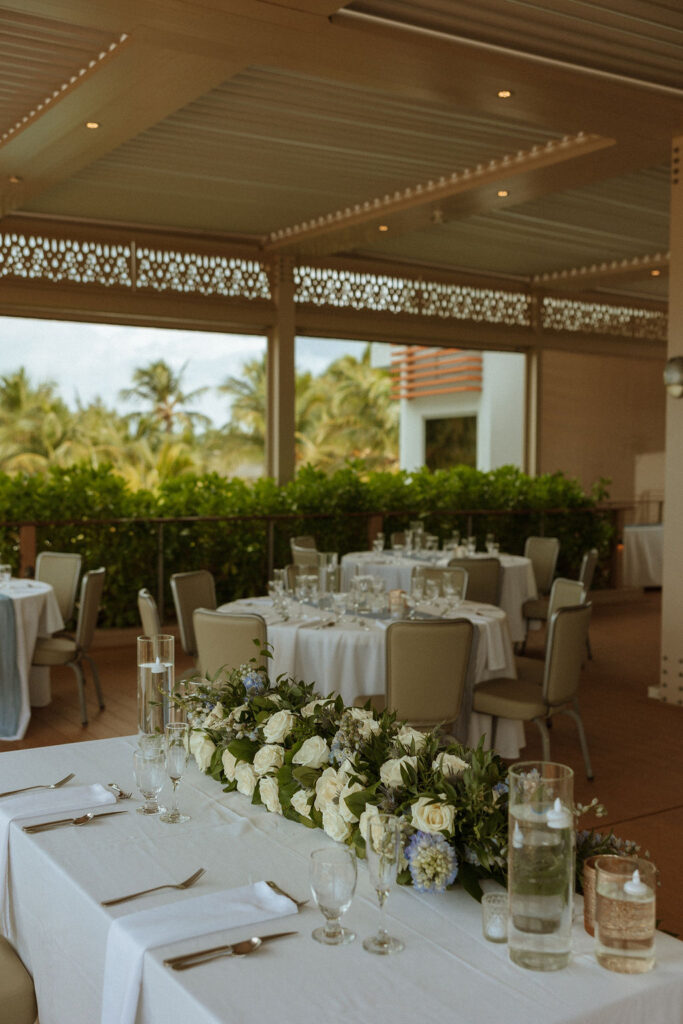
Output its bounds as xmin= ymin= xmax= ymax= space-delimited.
xmin=663 ymin=356 xmax=683 ymax=398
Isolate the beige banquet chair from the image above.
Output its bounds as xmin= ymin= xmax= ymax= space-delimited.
xmin=519 ymin=535 xmax=561 ymax=650
xmin=473 ymin=602 xmax=594 ymax=779
xmin=290 ymin=535 xmax=319 ymax=568
xmin=354 ymin=618 xmax=474 ymax=732
xmin=32 ymin=567 xmax=106 ymax=726
xmin=0 ymin=936 xmax=37 ymax=1024
xmin=445 ymin=557 xmax=500 ymax=606
xmin=170 ymin=570 xmax=217 ymax=659
xmin=35 ymin=550 xmax=82 ymax=624
xmin=193 ymin=608 xmax=267 ymax=677
xmin=579 ymin=548 xmax=599 ymax=658
xmin=137 ymin=587 xmax=162 ymax=637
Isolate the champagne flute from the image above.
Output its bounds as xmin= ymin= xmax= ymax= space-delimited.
xmin=309 ymin=847 xmax=357 ymax=945
xmin=363 ymin=814 xmax=404 ymax=955
xmin=133 ymin=748 xmax=165 ymax=815
xmin=160 ymin=722 xmax=190 ymax=824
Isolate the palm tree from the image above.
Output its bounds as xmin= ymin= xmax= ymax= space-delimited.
xmin=0 ymin=369 xmax=73 ymax=473
xmin=119 ymin=360 xmax=210 ymax=437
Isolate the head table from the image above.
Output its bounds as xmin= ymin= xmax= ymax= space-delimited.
xmin=1 ymin=737 xmax=681 ymax=1024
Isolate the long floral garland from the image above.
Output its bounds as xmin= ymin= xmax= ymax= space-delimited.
xmin=177 ymin=654 xmax=637 ymax=898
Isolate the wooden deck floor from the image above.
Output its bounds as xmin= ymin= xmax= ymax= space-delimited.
xmin=2 ymin=590 xmax=681 ymax=936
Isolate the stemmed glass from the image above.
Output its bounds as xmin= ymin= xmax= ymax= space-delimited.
xmin=309 ymin=847 xmax=357 ymax=945
xmin=443 ymin=570 xmax=462 ymax=612
xmin=363 ymin=814 xmax=404 ymax=955
xmin=160 ymin=722 xmax=190 ymax=824
xmin=133 ymin=748 xmax=165 ymax=815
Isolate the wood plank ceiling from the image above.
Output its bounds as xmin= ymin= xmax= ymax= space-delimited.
xmin=0 ymin=0 xmax=681 ymax=303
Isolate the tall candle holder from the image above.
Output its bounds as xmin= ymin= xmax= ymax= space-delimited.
xmin=137 ymin=634 xmax=175 ymax=742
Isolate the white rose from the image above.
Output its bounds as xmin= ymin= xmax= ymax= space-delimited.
xmin=397 ymin=725 xmax=427 ymax=751
xmin=359 ymin=803 xmax=380 ymax=842
xmin=315 ymin=767 xmax=345 ymax=811
xmin=410 ymin=795 xmax=456 ymax=835
xmin=348 ymin=706 xmax=373 ymax=722
xmin=338 ymin=758 xmax=363 ymax=782
xmin=291 ymin=788 xmax=314 ymax=820
xmin=259 ymin=776 xmax=282 ymax=815
xmin=190 ymin=732 xmax=216 ymax=773
xmin=301 ymin=698 xmax=332 ymax=718
xmin=262 ymin=709 xmax=295 ymax=744
xmin=228 ymin=703 xmax=249 ymax=724
xmin=221 ymin=748 xmax=239 ymax=781
xmin=432 ymin=752 xmax=469 ymax=778
xmin=234 ymin=762 xmax=257 ymax=797
xmin=292 ymin=735 xmax=330 ymax=769
xmin=348 ymin=707 xmax=380 ymax=739
xmin=379 ymin=755 xmax=417 ymax=789
xmin=339 ymin=780 xmax=364 ymax=823
xmin=203 ymin=703 xmax=225 ymax=729
xmin=267 ymin=693 xmax=283 ymax=707
xmin=253 ymin=743 xmax=285 ymax=777
xmin=322 ymin=805 xmax=351 ymax=843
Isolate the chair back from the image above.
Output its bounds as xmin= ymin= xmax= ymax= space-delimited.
xmin=543 ymin=603 xmax=592 ymax=707
xmin=74 ymin=568 xmax=106 ymax=652
xmin=411 ymin=565 xmax=468 ymax=599
xmin=35 ymin=551 xmax=82 ymax=622
xmin=547 ymin=577 xmax=586 ymax=619
xmin=193 ymin=609 xmax=267 ymax=677
xmin=524 ymin=536 xmax=560 ymax=595
xmin=170 ymin=570 xmax=217 ymax=657
xmin=390 ymin=531 xmax=406 ymax=548
xmin=386 ymin=618 xmax=474 ymax=728
xmin=137 ymin=588 xmax=161 ymax=637
xmin=446 ymin=557 xmax=500 ymax=605
xmin=579 ymin=548 xmax=599 ymax=592
xmin=290 ymin=536 xmax=319 ymax=567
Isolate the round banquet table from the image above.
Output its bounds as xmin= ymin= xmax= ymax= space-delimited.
xmin=0 ymin=578 xmax=64 ymax=741
xmin=219 ymin=595 xmax=526 ymax=758
xmin=340 ymin=549 xmax=536 ymax=644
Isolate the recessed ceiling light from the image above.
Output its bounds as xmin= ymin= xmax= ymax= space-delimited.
xmin=85 ymin=120 xmax=100 ymax=129
xmin=650 ymin=269 xmax=661 ymax=277
xmin=8 ymin=174 xmax=22 ymax=184
xmin=497 ymin=189 xmax=510 ymax=198
xmin=497 ymin=89 xmax=513 ymax=99
xmin=378 ymin=224 xmax=389 ymax=232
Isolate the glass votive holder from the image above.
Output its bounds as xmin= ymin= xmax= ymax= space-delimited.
xmin=482 ymin=892 xmax=508 ymax=943
xmin=595 ymin=856 xmax=656 ymax=974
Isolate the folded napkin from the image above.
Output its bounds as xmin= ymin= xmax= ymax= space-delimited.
xmin=101 ymin=881 xmax=297 ymax=1024
xmin=1 ymin=783 xmax=116 ymax=926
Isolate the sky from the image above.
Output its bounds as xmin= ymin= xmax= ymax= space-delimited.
xmin=0 ymin=316 xmax=367 ymax=427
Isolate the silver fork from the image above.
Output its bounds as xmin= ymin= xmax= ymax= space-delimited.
xmin=265 ymin=880 xmax=309 ymax=909
xmin=0 ymin=773 xmax=75 ymax=799
xmin=101 ymin=867 xmax=206 ymax=906
xmin=107 ymin=783 xmax=132 ymax=800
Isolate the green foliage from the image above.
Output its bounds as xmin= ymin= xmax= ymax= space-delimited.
xmin=0 ymin=462 xmax=614 ymax=628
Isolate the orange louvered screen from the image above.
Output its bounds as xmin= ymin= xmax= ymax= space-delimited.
xmin=390 ymin=346 xmax=482 ymax=400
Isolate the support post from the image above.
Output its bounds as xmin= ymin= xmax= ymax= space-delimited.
xmin=266 ymin=258 xmax=296 ymax=484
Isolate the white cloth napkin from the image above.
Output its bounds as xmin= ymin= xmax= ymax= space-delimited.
xmin=101 ymin=881 xmax=297 ymax=1024
xmin=1 ymin=783 xmax=116 ymax=924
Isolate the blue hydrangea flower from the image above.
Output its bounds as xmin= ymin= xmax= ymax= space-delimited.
xmin=405 ymin=831 xmax=458 ymax=893
xmin=243 ymin=669 xmax=267 ymax=697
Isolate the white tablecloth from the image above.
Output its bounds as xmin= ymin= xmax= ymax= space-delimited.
xmin=341 ymin=551 xmax=537 ymax=643
xmin=220 ymin=597 xmax=525 ymax=758
xmin=1 ymin=580 xmax=64 ymax=741
xmin=623 ymin=524 xmax=663 ymax=587
xmin=2 ymin=736 xmax=682 ymax=1024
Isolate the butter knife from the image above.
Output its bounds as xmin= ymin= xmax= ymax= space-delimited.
xmin=22 ymin=809 xmax=128 ymax=833
xmin=164 ymin=931 xmax=298 ymax=970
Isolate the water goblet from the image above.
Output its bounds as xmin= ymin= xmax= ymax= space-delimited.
xmin=160 ymin=722 xmax=190 ymax=824
xmin=363 ymin=814 xmax=404 ymax=954
xmin=442 ymin=571 xmax=462 ymax=611
xmin=424 ymin=579 xmax=439 ymax=604
xmin=485 ymin=532 xmax=496 ymax=554
xmin=133 ymin=748 xmax=165 ymax=815
xmin=309 ymin=847 xmax=357 ymax=945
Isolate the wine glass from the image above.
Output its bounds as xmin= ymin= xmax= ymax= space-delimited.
xmin=363 ymin=814 xmax=404 ymax=955
xmin=309 ymin=847 xmax=357 ymax=945
xmin=160 ymin=722 xmax=190 ymax=824
xmin=133 ymin=748 xmax=165 ymax=815
xmin=443 ymin=571 xmax=462 ymax=611
xmin=424 ymin=579 xmax=439 ymax=605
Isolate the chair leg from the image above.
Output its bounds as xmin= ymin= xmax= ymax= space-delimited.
xmin=586 ymin=632 xmax=593 ymax=660
xmin=83 ymin=654 xmax=105 ymax=710
xmin=68 ymin=661 xmax=89 ymax=726
xmin=533 ymin=717 xmax=551 ymax=761
xmin=564 ymin=700 xmax=594 ymax=781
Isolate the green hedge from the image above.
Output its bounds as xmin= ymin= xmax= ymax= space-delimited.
xmin=0 ymin=463 xmax=614 ymax=628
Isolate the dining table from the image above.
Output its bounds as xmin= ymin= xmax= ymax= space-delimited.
xmin=340 ymin=550 xmax=537 ymax=644
xmin=1 ymin=735 xmax=682 ymax=1024
xmin=0 ymin=578 xmax=64 ymax=742
xmin=219 ymin=595 xmax=525 ymax=758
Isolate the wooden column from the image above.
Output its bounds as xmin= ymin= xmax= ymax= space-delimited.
xmin=660 ymin=137 xmax=683 ymax=706
xmin=266 ymin=257 xmax=296 ymax=484
xmin=524 ymin=346 xmax=541 ymax=477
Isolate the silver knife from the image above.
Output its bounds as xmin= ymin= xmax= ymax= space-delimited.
xmin=164 ymin=931 xmax=298 ymax=970
xmin=22 ymin=809 xmax=128 ymax=833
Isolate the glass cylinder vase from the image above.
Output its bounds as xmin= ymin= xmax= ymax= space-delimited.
xmin=507 ymin=761 xmax=574 ymax=971
xmin=137 ymin=634 xmax=175 ymax=740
